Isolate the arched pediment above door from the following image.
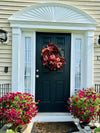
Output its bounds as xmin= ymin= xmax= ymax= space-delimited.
xmin=8 ymin=2 xmax=97 ymax=27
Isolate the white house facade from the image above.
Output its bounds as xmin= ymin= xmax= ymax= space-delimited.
xmin=8 ymin=2 xmax=97 ymax=122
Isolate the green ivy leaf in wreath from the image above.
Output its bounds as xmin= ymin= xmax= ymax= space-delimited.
xmin=41 ymin=42 xmax=66 ymax=70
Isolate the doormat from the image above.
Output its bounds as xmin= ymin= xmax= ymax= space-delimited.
xmin=32 ymin=122 xmax=79 ymax=133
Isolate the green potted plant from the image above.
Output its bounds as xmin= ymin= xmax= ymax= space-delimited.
xmin=6 ymin=129 xmax=19 ymax=133
xmin=68 ymin=88 xmax=100 ymax=125
xmin=94 ymin=127 xmax=100 ymax=133
xmin=0 ymin=92 xmax=39 ymax=132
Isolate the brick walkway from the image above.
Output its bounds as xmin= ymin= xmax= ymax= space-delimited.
xmin=32 ymin=122 xmax=79 ymax=133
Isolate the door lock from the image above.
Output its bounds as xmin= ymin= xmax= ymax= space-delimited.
xmin=36 ymin=75 xmax=39 ymax=78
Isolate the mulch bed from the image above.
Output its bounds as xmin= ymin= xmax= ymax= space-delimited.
xmin=32 ymin=122 xmax=79 ymax=133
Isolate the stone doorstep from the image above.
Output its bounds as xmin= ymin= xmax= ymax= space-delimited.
xmin=0 ymin=122 xmax=34 ymax=133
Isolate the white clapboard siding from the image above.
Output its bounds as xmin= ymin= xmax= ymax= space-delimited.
xmin=0 ymin=0 xmax=100 ymax=86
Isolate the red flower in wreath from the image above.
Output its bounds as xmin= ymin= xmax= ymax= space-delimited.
xmin=41 ymin=42 xmax=66 ymax=70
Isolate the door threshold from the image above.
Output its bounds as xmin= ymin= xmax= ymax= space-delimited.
xmin=32 ymin=113 xmax=74 ymax=122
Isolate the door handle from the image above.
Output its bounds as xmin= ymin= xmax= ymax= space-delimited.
xmin=36 ymin=75 xmax=39 ymax=78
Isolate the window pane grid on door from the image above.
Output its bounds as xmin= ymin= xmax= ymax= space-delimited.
xmin=75 ymin=39 xmax=81 ymax=91
xmin=24 ymin=37 xmax=31 ymax=93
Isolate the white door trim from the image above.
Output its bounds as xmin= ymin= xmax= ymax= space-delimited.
xmin=11 ymin=29 xmax=94 ymax=95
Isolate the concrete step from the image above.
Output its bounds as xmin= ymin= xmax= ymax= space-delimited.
xmin=32 ymin=113 xmax=74 ymax=122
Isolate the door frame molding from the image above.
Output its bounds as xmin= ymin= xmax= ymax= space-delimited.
xmin=11 ymin=28 xmax=94 ymax=96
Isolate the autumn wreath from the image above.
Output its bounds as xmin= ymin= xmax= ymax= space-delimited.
xmin=41 ymin=42 xmax=66 ymax=70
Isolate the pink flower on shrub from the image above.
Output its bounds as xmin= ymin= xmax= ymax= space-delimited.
xmin=6 ymin=102 xmax=9 ymax=106
xmin=84 ymin=100 xmax=86 ymax=103
xmin=79 ymin=91 xmax=85 ymax=98
xmin=88 ymin=113 xmax=92 ymax=116
xmin=85 ymin=118 xmax=90 ymax=122
xmin=76 ymin=98 xmax=79 ymax=101
xmin=86 ymin=107 xmax=89 ymax=109
xmin=0 ymin=92 xmax=38 ymax=131
xmin=67 ymin=100 xmax=70 ymax=103
xmin=71 ymin=95 xmax=74 ymax=98
xmin=67 ymin=88 xmax=100 ymax=122
xmin=90 ymin=109 xmax=94 ymax=112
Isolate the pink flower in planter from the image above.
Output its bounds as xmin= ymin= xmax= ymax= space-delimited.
xmin=77 ymin=113 xmax=81 ymax=117
xmin=21 ymin=108 xmax=23 ymax=110
xmin=68 ymin=88 xmax=100 ymax=123
xmin=67 ymin=100 xmax=70 ymax=103
xmin=84 ymin=100 xmax=86 ymax=103
xmin=76 ymin=98 xmax=79 ymax=101
xmin=90 ymin=109 xmax=94 ymax=112
xmin=85 ymin=118 xmax=90 ymax=122
xmin=71 ymin=95 xmax=74 ymax=98
xmin=88 ymin=113 xmax=92 ymax=116
xmin=0 ymin=92 xmax=38 ymax=131
xmin=98 ymin=96 xmax=100 ymax=98
xmin=16 ymin=120 xmax=20 ymax=124
xmin=86 ymin=107 xmax=89 ymax=109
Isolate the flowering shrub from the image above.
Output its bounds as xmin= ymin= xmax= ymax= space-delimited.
xmin=41 ymin=42 xmax=66 ymax=70
xmin=0 ymin=92 xmax=38 ymax=131
xmin=68 ymin=88 xmax=100 ymax=122
xmin=94 ymin=127 xmax=100 ymax=133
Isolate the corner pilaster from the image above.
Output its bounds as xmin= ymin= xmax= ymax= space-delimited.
xmin=85 ymin=31 xmax=94 ymax=88
xmin=12 ymin=28 xmax=22 ymax=92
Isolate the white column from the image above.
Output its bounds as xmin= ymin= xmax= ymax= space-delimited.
xmin=31 ymin=31 xmax=36 ymax=96
xmin=85 ymin=31 xmax=94 ymax=88
xmin=12 ymin=28 xmax=22 ymax=93
xmin=70 ymin=33 xmax=75 ymax=96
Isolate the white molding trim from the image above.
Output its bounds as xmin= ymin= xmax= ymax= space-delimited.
xmin=9 ymin=23 xmax=97 ymax=31
xmin=12 ymin=28 xmax=22 ymax=93
xmin=85 ymin=31 xmax=94 ymax=88
xmin=8 ymin=2 xmax=97 ymax=26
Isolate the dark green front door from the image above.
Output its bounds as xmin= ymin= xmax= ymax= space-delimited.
xmin=35 ymin=32 xmax=71 ymax=112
